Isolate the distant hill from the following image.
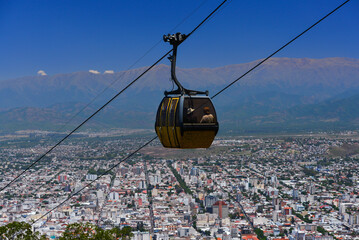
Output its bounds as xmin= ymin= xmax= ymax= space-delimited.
xmin=1 ymin=57 xmax=359 ymax=133
xmin=220 ymin=93 xmax=359 ymax=134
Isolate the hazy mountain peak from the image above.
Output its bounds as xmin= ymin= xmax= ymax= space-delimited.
xmin=0 ymin=57 xmax=359 ymax=132
xmin=0 ymin=57 xmax=358 ymax=107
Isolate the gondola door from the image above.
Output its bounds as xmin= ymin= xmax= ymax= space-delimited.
xmin=156 ymin=98 xmax=170 ymax=147
xmin=166 ymin=97 xmax=180 ymax=148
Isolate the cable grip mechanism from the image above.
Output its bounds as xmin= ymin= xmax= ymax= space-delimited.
xmin=163 ymin=32 xmax=207 ymax=96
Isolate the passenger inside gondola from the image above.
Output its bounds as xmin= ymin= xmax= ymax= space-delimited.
xmin=183 ymin=98 xmax=217 ymax=124
xmin=200 ymin=107 xmax=214 ymax=123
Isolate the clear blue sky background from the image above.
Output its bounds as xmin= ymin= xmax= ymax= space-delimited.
xmin=0 ymin=0 xmax=358 ymax=81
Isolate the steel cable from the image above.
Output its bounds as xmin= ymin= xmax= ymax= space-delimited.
xmin=25 ymin=0 xmax=230 ymax=227
xmin=22 ymin=0 xmax=350 ymax=230
xmin=0 ymin=0 xmax=227 ymax=194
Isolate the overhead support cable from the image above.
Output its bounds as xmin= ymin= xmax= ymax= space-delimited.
xmin=2 ymin=1 xmax=348 ymax=235
xmin=5 ymin=1 xmax=350 ymax=232
xmin=0 ymin=51 xmax=170 ymax=193
xmin=24 ymin=0 xmax=230 ymax=225
xmin=0 ymin=0 xmax=351 ymax=195
xmin=211 ymin=0 xmax=351 ymax=99
xmin=0 ymin=0 xmax=228 ymax=194
xmin=25 ymin=0 xmax=350 ymax=228
xmin=55 ymin=0 xmax=210 ymax=134
xmin=32 ymin=136 xmax=158 ymax=225
xmin=2 ymin=0 xmax=211 ymax=201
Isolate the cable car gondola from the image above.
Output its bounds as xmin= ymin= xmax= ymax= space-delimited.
xmin=155 ymin=33 xmax=219 ymax=148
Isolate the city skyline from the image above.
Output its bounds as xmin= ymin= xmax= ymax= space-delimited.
xmin=1 ymin=131 xmax=359 ymax=239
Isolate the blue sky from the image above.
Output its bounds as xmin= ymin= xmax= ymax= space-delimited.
xmin=0 ymin=0 xmax=358 ymax=80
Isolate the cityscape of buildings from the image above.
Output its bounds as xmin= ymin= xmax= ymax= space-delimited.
xmin=0 ymin=130 xmax=359 ymax=239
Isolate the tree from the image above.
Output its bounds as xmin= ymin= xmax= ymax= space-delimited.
xmin=229 ymin=212 xmax=240 ymax=219
xmin=59 ymin=222 xmax=133 ymax=240
xmin=59 ymin=222 xmax=102 ymax=240
xmin=0 ymin=221 xmax=47 ymax=240
xmin=109 ymin=226 xmax=134 ymax=240
xmin=317 ymin=226 xmax=327 ymax=235
xmin=254 ymin=228 xmax=267 ymax=240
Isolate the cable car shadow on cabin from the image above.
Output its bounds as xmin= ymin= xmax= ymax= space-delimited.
xmin=155 ymin=33 xmax=219 ymax=148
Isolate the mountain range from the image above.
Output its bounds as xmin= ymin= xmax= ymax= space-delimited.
xmin=1 ymin=57 xmax=359 ymax=134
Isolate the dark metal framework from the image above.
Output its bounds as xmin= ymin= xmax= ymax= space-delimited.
xmin=163 ymin=33 xmax=208 ymax=96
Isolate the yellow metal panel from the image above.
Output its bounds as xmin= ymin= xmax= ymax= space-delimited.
xmin=165 ymin=99 xmax=174 ymax=147
xmin=155 ymin=127 xmax=164 ymax=147
xmin=171 ymin=98 xmax=180 ymax=147
xmin=175 ymin=127 xmax=182 ymax=147
xmin=181 ymin=130 xmax=216 ymax=148
xmin=166 ymin=98 xmax=179 ymax=148
xmin=156 ymin=127 xmax=169 ymax=148
xmin=157 ymin=99 xmax=172 ymax=148
xmin=159 ymin=128 xmax=216 ymax=149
